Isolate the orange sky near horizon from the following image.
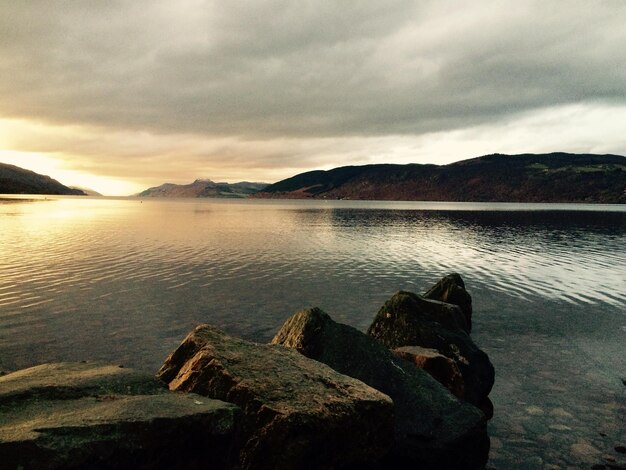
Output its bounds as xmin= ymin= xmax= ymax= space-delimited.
xmin=1 ymin=1 xmax=625 ymax=196
xmin=2 ymin=102 xmax=625 ymax=196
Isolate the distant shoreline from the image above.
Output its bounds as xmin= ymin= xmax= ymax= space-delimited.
xmin=253 ymin=153 xmax=626 ymax=204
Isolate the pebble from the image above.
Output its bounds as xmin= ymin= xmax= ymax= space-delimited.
xmin=538 ymin=433 xmax=555 ymax=443
xmin=550 ymin=407 xmax=573 ymax=418
xmin=549 ymin=424 xmax=572 ymax=431
xmin=490 ymin=437 xmax=503 ymax=449
xmin=570 ymin=440 xmax=601 ymax=461
xmin=526 ymin=405 xmax=545 ymax=415
xmin=616 ymin=446 xmax=626 ymax=454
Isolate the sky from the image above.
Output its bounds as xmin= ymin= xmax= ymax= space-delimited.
xmin=1 ymin=1 xmax=625 ymax=196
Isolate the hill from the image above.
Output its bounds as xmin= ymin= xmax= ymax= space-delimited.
xmin=0 ymin=163 xmax=85 ymax=195
xmin=70 ymin=186 xmax=103 ymax=196
xmin=254 ymin=153 xmax=626 ymax=203
xmin=137 ymin=179 xmax=268 ymax=198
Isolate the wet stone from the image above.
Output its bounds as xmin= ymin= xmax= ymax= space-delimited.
xmin=526 ymin=405 xmax=545 ymax=416
xmin=549 ymin=424 xmax=573 ymax=431
xmin=158 ymin=324 xmax=395 ymax=470
xmin=522 ymin=455 xmax=543 ymax=469
xmin=550 ymin=407 xmax=573 ymax=418
xmin=272 ymin=308 xmax=489 ymax=469
xmin=0 ymin=362 xmax=241 ymax=470
xmin=537 ymin=433 xmax=555 ymax=444
xmin=570 ymin=440 xmax=601 ymax=462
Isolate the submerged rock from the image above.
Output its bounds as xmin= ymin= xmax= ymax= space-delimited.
xmin=157 ymin=324 xmax=394 ymax=470
xmin=272 ymin=308 xmax=489 ymax=469
xmin=0 ymin=362 xmax=240 ymax=470
xmin=424 ymin=273 xmax=473 ymax=331
xmin=367 ymin=290 xmax=494 ymax=408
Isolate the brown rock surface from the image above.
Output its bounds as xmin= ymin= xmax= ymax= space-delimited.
xmin=272 ymin=308 xmax=490 ymax=469
xmin=157 ymin=324 xmax=394 ymax=470
xmin=368 ymin=290 xmax=494 ymax=407
xmin=0 ymin=362 xmax=240 ymax=470
xmin=393 ymin=345 xmax=465 ymax=399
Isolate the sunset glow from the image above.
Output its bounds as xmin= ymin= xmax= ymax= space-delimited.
xmin=0 ymin=150 xmax=141 ymax=196
xmin=0 ymin=1 xmax=624 ymax=195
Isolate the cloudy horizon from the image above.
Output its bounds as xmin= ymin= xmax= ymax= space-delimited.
xmin=1 ymin=0 xmax=625 ymax=195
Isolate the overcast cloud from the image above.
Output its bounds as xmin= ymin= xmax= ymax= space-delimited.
xmin=1 ymin=0 xmax=625 ymax=194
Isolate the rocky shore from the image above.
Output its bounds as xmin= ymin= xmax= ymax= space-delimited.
xmin=0 ymin=274 xmax=494 ymax=469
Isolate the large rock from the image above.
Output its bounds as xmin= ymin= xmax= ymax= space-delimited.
xmin=367 ymin=290 xmax=494 ymax=408
xmin=0 ymin=362 xmax=240 ymax=470
xmin=272 ymin=308 xmax=489 ymax=469
xmin=157 ymin=324 xmax=394 ymax=470
xmin=371 ymin=288 xmax=470 ymax=334
xmin=424 ymin=273 xmax=473 ymax=331
xmin=393 ymin=346 xmax=465 ymax=399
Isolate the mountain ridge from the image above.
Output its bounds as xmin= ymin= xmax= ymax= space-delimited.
xmin=253 ymin=153 xmax=626 ymax=203
xmin=137 ymin=179 xmax=268 ymax=198
xmin=0 ymin=163 xmax=85 ymax=196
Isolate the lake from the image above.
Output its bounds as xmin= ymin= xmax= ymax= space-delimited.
xmin=1 ymin=195 xmax=624 ymax=468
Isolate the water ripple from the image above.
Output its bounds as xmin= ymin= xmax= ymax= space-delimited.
xmin=1 ymin=198 xmax=625 ymax=370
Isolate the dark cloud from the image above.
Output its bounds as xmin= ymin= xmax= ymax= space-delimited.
xmin=1 ymin=0 xmax=625 ymax=139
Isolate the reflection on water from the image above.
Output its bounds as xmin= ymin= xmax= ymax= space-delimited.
xmin=1 ymin=196 xmax=625 ymax=468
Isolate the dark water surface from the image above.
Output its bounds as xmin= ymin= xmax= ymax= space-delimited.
xmin=1 ymin=196 xmax=625 ymax=468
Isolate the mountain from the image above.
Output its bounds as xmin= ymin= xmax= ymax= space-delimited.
xmin=254 ymin=153 xmax=626 ymax=203
xmin=0 ymin=163 xmax=85 ymax=195
xmin=137 ymin=179 xmax=268 ymax=198
xmin=70 ymin=186 xmax=103 ymax=196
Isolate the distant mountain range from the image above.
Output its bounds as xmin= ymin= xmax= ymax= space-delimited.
xmin=4 ymin=153 xmax=625 ymax=202
xmin=137 ymin=179 xmax=268 ymax=198
xmin=0 ymin=163 xmax=85 ymax=196
xmin=254 ymin=153 xmax=626 ymax=203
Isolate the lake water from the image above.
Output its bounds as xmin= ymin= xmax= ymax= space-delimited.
xmin=1 ymin=195 xmax=625 ymax=468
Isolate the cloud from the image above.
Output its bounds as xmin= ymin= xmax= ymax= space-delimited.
xmin=1 ymin=1 xmax=625 ymax=195
xmin=3 ymin=102 xmax=625 ymax=195
xmin=1 ymin=0 xmax=624 ymax=138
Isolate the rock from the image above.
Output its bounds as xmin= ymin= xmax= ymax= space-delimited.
xmin=478 ymin=397 xmax=494 ymax=420
xmin=393 ymin=346 xmax=465 ymax=399
xmin=548 ymin=424 xmax=573 ymax=431
xmin=551 ymin=407 xmax=573 ymax=418
xmin=0 ymin=362 xmax=240 ymax=470
xmin=367 ymin=290 xmax=495 ymax=406
xmin=387 ymin=289 xmax=471 ymax=334
xmin=272 ymin=308 xmax=489 ymax=469
xmin=571 ymin=439 xmax=601 ymax=462
xmin=157 ymin=324 xmax=394 ymax=470
xmin=525 ymin=405 xmax=545 ymax=416
xmin=424 ymin=273 xmax=473 ymax=331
